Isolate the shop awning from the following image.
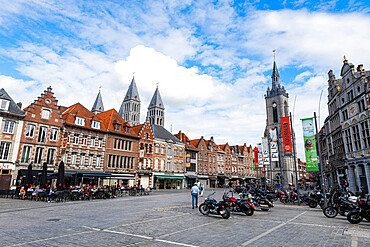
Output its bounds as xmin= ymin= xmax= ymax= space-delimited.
xmin=156 ymin=175 xmax=185 ymax=180
xmin=209 ymin=177 xmax=217 ymax=181
xmin=185 ymin=175 xmax=198 ymax=179
xmin=108 ymin=174 xmax=135 ymax=180
xmin=217 ymin=175 xmax=229 ymax=180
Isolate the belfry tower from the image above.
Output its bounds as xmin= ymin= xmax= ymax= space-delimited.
xmin=119 ymin=77 xmax=141 ymax=126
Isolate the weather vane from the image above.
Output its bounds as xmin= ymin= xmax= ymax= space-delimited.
xmin=156 ymin=81 xmax=159 ymax=88
xmin=273 ymin=49 xmax=276 ymax=61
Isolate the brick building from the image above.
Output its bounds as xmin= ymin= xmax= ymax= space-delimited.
xmin=16 ymin=86 xmax=63 ymax=186
xmin=131 ymin=120 xmax=154 ymax=188
xmin=60 ymin=103 xmax=107 ymax=186
xmin=0 ymin=89 xmax=25 ymax=189
xmin=97 ymin=109 xmax=140 ymax=186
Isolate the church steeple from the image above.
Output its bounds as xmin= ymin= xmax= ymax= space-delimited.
xmin=119 ymin=76 xmax=141 ymax=126
xmin=91 ymin=89 xmax=104 ymax=115
xmin=271 ymin=55 xmax=280 ymax=89
xmin=147 ymin=86 xmax=165 ymax=127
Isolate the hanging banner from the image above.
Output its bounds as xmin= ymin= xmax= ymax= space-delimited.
xmin=269 ymin=128 xmax=279 ymax=161
xmin=257 ymin=143 xmax=263 ymax=168
xmin=253 ymin=147 xmax=259 ymax=169
xmin=262 ymin=137 xmax=269 ymax=165
xmin=281 ymin=116 xmax=293 ymax=156
xmin=301 ymin=117 xmax=319 ymax=171
xmin=186 ymin=154 xmax=191 ymax=168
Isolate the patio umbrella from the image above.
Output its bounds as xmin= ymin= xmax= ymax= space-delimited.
xmin=57 ymin=161 xmax=65 ymax=189
xmin=26 ymin=163 xmax=33 ymax=188
xmin=41 ymin=162 xmax=48 ymax=188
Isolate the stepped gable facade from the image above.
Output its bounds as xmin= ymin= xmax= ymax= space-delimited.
xmin=17 ymin=86 xmax=63 ymax=183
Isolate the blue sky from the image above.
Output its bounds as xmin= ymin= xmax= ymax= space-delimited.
xmin=1 ymin=0 xmax=370 ymax=160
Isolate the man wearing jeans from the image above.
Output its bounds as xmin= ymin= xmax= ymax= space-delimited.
xmin=191 ymin=183 xmax=199 ymax=209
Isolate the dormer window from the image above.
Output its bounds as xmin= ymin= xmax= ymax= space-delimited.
xmin=0 ymin=100 xmax=10 ymax=111
xmin=113 ymin=123 xmax=121 ymax=131
xmin=75 ymin=117 xmax=85 ymax=126
xmin=41 ymin=109 xmax=50 ymax=119
xmin=91 ymin=121 xmax=100 ymax=129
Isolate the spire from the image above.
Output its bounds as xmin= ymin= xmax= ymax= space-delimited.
xmin=271 ymin=50 xmax=280 ymax=89
xmin=148 ymin=87 xmax=164 ymax=109
xmin=91 ymin=90 xmax=104 ymax=114
xmin=124 ymin=77 xmax=140 ymax=102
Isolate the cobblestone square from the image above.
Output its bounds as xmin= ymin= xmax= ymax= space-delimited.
xmin=1 ymin=190 xmax=369 ymax=247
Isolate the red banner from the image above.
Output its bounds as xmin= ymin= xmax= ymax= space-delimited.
xmin=253 ymin=147 xmax=259 ymax=167
xmin=281 ymin=116 xmax=292 ymax=155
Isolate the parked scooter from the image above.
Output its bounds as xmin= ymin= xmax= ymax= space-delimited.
xmin=199 ymin=192 xmax=231 ymax=219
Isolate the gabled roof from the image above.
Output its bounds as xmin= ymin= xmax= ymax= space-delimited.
xmin=62 ymin=103 xmax=106 ymax=132
xmin=0 ymin=88 xmax=25 ymax=117
xmin=124 ymin=77 xmax=140 ymax=102
xmin=148 ymin=87 xmax=164 ymax=109
xmin=151 ymin=124 xmax=182 ymax=144
xmin=175 ymin=131 xmax=198 ymax=151
xmin=91 ymin=90 xmax=104 ymax=114
xmin=189 ymin=139 xmax=201 ymax=148
xmin=97 ymin=109 xmax=138 ymax=138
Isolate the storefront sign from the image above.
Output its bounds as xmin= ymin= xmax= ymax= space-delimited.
xmin=281 ymin=116 xmax=292 ymax=156
xmin=253 ymin=147 xmax=259 ymax=170
xmin=301 ymin=117 xmax=319 ymax=171
xmin=0 ymin=163 xmax=15 ymax=170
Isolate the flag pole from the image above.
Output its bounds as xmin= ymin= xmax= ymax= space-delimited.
xmin=290 ymin=112 xmax=300 ymax=206
xmin=314 ymin=111 xmax=327 ymax=208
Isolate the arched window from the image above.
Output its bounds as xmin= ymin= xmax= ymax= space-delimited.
xmin=272 ymin=102 xmax=278 ymax=123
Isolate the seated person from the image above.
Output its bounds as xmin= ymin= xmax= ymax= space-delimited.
xmin=19 ymin=187 xmax=26 ymax=199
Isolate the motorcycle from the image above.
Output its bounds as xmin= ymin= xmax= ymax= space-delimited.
xmin=223 ymin=191 xmax=255 ymax=216
xmin=199 ymin=192 xmax=231 ymax=219
xmin=323 ymin=193 xmax=357 ymax=218
xmin=347 ymin=196 xmax=370 ymax=224
xmin=242 ymin=191 xmax=274 ymax=211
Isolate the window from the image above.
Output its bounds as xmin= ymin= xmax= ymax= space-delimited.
xmin=82 ymin=135 xmax=87 ymax=145
xmin=96 ymin=155 xmax=101 ymax=168
xmin=50 ymin=129 xmax=58 ymax=141
xmin=166 ymin=162 xmax=170 ymax=171
xmin=161 ymin=146 xmax=165 ymax=154
xmin=37 ymin=126 xmax=47 ymax=143
xmin=75 ymin=117 xmax=85 ymax=126
xmin=168 ymin=147 xmax=172 ymax=155
xmin=174 ymin=148 xmax=177 ymax=156
xmin=25 ymin=124 xmax=35 ymax=138
xmin=0 ymin=100 xmax=9 ymax=110
xmin=272 ymin=102 xmax=278 ymax=123
xmin=361 ymin=121 xmax=369 ymax=149
xmin=34 ymin=147 xmax=43 ymax=164
xmin=358 ymin=99 xmax=366 ymax=112
xmin=90 ymin=137 xmax=95 ymax=147
xmin=71 ymin=152 xmax=77 ymax=166
xmin=145 ymin=133 xmax=149 ymax=139
xmin=73 ymin=134 xmax=80 ymax=144
xmin=155 ymin=145 xmax=160 ymax=154
xmin=179 ymin=149 xmax=183 ymax=157
xmin=79 ymin=153 xmax=85 ymax=166
xmin=0 ymin=142 xmax=11 ymax=160
xmin=21 ymin=146 xmax=32 ymax=163
xmin=91 ymin=121 xmax=100 ymax=129
xmin=347 ymin=90 xmax=354 ymax=102
xmin=344 ymin=128 xmax=353 ymax=153
xmin=41 ymin=109 xmax=50 ymax=119
xmin=342 ymin=110 xmax=348 ymax=121
xmin=88 ymin=154 xmax=93 ymax=167
xmin=46 ymin=149 xmax=55 ymax=164
xmin=352 ymin=125 xmax=362 ymax=151
xmin=98 ymin=138 xmax=103 ymax=147
xmin=3 ymin=120 xmax=15 ymax=134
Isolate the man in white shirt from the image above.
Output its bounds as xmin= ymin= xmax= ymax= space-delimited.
xmin=191 ymin=183 xmax=199 ymax=209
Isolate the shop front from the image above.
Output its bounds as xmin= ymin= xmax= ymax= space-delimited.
xmin=154 ymin=174 xmax=185 ymax=189
xmin=209 ymin=177 xmax=216 ymax=188
xmin=185 ymin=174 xmax=197 ymax=188
xmin=198 ymin=175 xmax=209 ymax=189
xmin=136 ymin=171 xmax=153 ymax=188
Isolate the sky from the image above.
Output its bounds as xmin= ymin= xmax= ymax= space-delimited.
xmin=0 ymin=0 xmax=369 ymax=160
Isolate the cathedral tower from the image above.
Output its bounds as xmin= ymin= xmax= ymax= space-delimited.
xmin=119 ymin=77 xmax=141 ymax=126
xmin=147 ymin=86 xmax=165 ymax=127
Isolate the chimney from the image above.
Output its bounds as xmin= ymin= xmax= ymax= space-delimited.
xmin=17 ymin=102 xmax=22 ymax=109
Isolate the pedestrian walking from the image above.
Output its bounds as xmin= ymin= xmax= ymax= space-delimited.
xmin=191 ymin=183 xmax=199 ymax=209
